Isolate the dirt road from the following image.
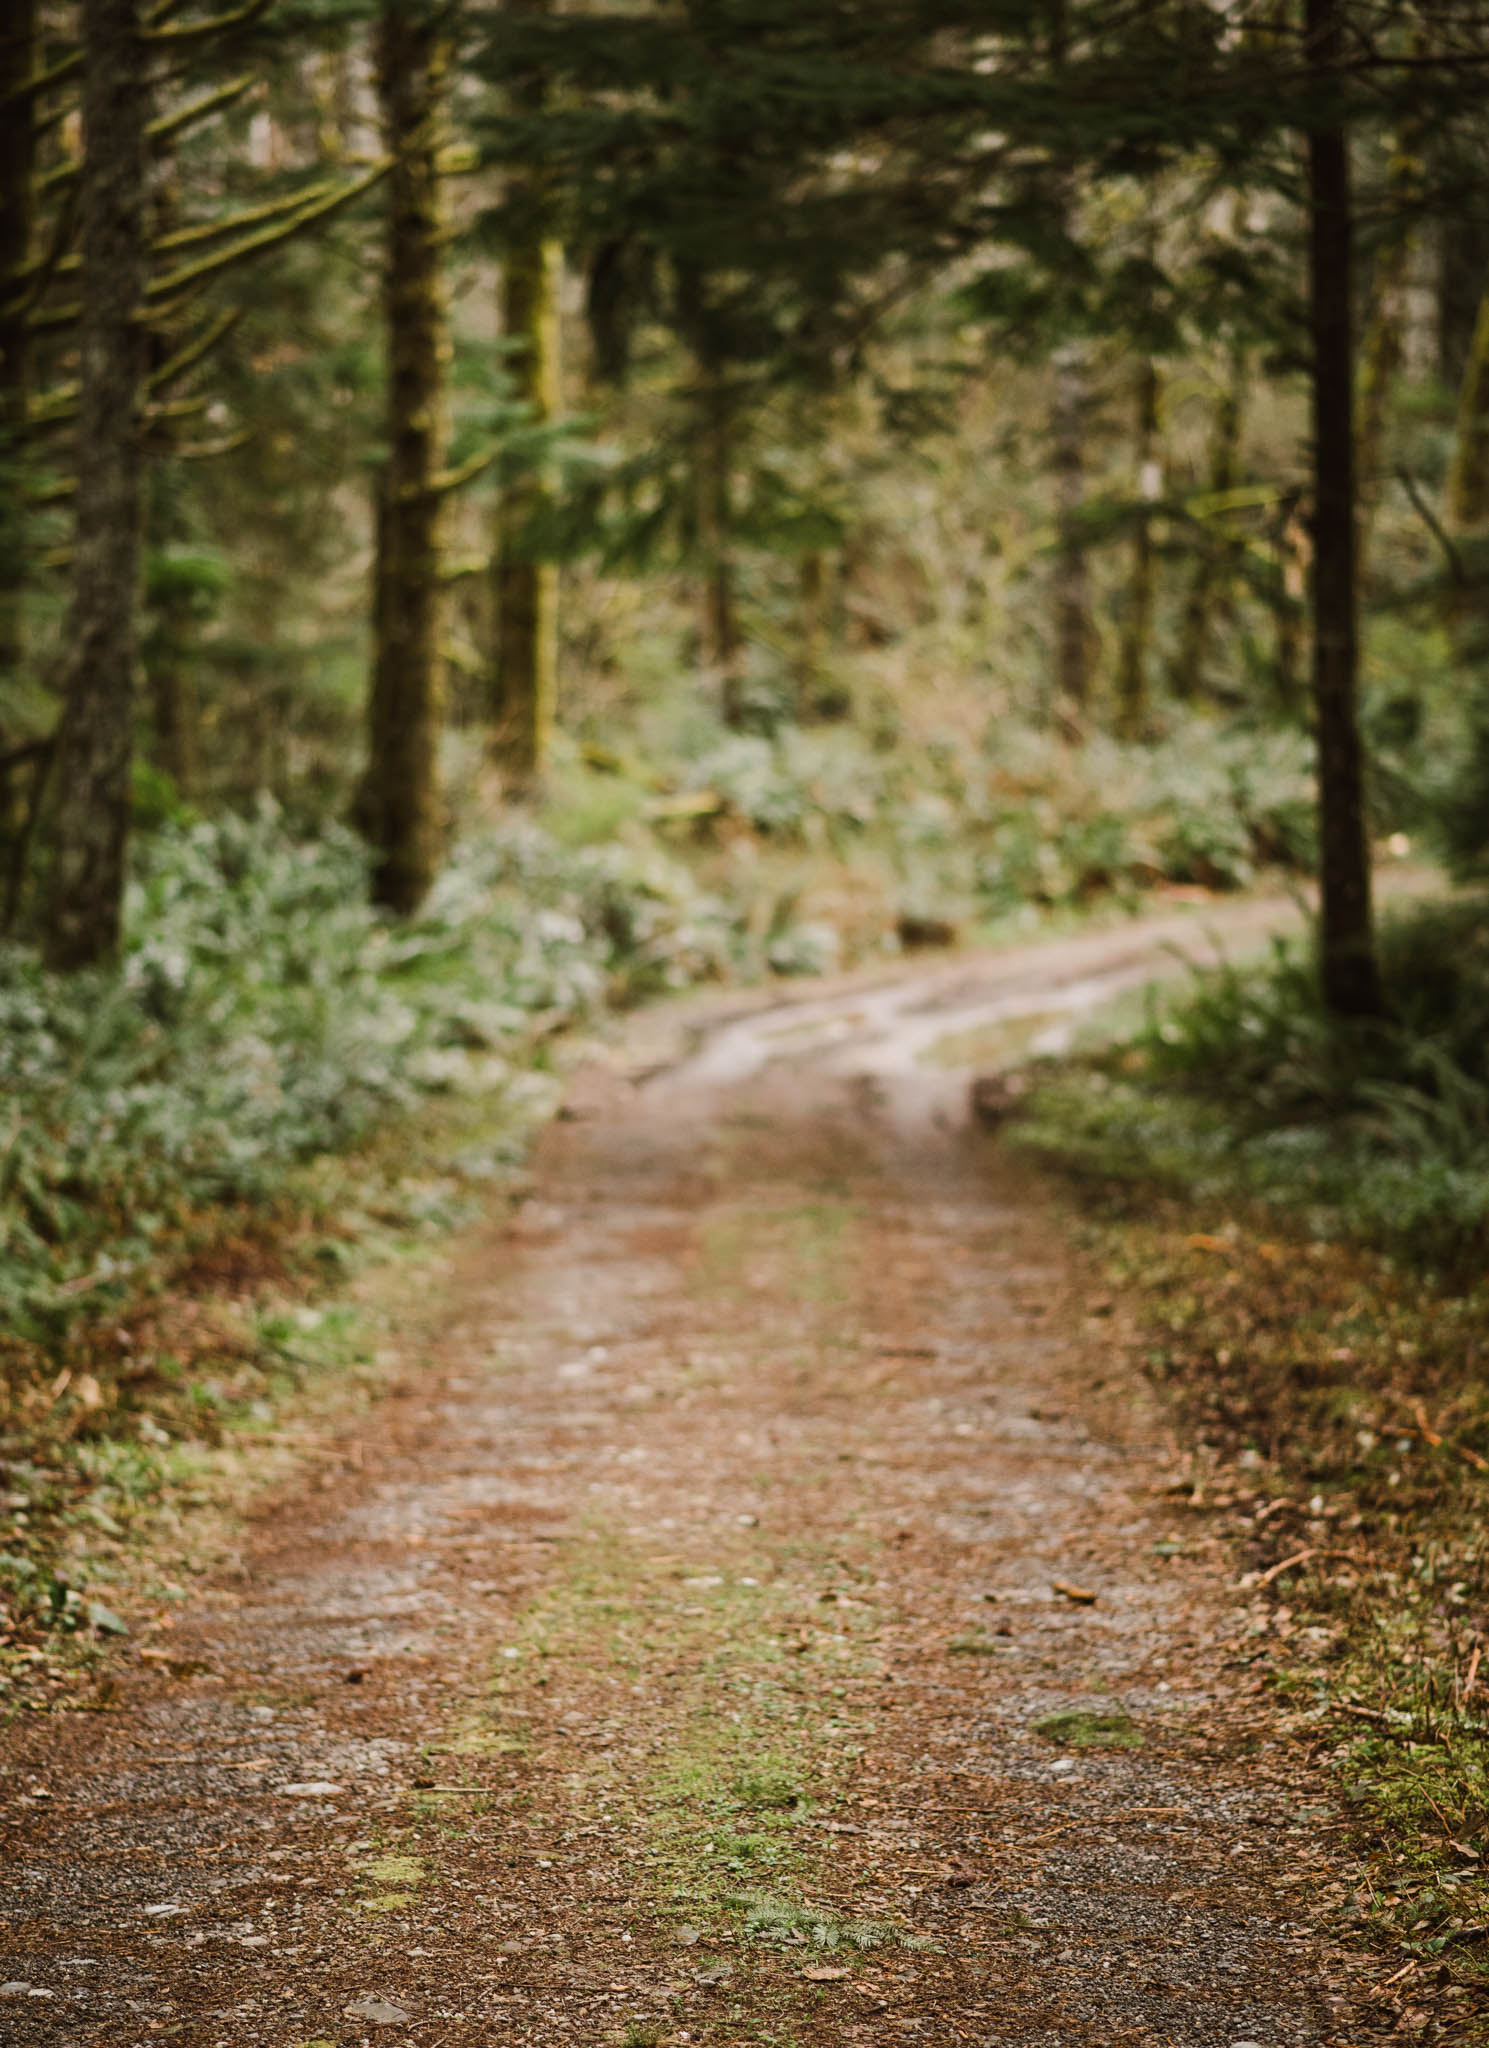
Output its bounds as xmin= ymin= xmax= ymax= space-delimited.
xmin=0 ymin=897 xmax=1395 ymax=2047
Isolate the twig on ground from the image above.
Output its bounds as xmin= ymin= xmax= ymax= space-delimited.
xmin=1253 ymin=1545 xmax=1361 ymax=1587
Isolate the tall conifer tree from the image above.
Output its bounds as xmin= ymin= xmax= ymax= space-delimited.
xmin=44 ymin=0 xmax=149 ymax=971
xmin=364 ymin=0 xmax=449 ymax=913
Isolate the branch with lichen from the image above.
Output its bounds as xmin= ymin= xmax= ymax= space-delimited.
xmin=144 ymin=0 xmax=272 ymax=48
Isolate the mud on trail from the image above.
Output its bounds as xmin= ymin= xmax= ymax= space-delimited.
xmin=0 ymin=906 xmax=1403 ymax=2047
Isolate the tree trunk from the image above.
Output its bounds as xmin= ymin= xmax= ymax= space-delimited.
xmin=1438 ymin=219 xmax=1489 ymax=395
xmin=492 ymin=232 xmax=561 ymax=783
xmin=43 ymin=0 xmax=148 ymax=972
xmin=1115 ymin=360 xmax=1160 ymax=739
xmin=1356 ymin=116 xmax=1423 ymax=582
xmin=796 ymin=549 xmax=826 ymax=716
xmin=0 ymin=0 xmax=37 ymax=695
xmin=1446 ymin=278 xmax=1489 ymax=532
xmin=697 ymin=355 xmax=743 ymax=725
xmin=1169 ymin=349 xmax=1244 ymax=701
xmin=1050 ymin=341 xmax=1092 ymax=715
xmin=1305 ymin=0 xmax=1380 ymax=1019
xmin=364 ymin=1 xmax=448 ymax=916
xmin=1273 ymin=493 xmax=1308 ymax=713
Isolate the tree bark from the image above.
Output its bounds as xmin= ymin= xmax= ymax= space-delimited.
xmin=492 ymin=232 xmax=561 ymax=783
xmin=364 ymin=1 xmax=448 ymax=916
xmin=44 ymin=0 xmax=149 ymax=972
xmin=1273 ymin=492 xmax=1308 ymax=713
xmin=0 ymin=0 xmax=36 ymax=694
xmin=795 ymin=548 xmax=826 ymax=716
xmin=1305 ymin=0 xmax=1380 ymax=1019
xmin=1169 ymin=349 xmax=1244 ymax=702
xmin=1050 ymin=341 xmax=1092 ymax=715
xmin=1115 ymin=360 xmax=1160 ymax=739
xmin=1446 ymin=278 xmax=1489 ymax=532
xmin=696 ymin=353 xmax=743 ymax=725
xmin=1356 ymin=115 xmax=1423 ymax=582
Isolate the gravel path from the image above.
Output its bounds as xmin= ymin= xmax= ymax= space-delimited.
xmin=0 ymin=905 xmax=1395 ymax=2047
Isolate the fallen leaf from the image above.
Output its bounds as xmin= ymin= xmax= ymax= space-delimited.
xmin=1185 ymin=1234 xmax=1231 ymax=1254
xmin=802 ymin=1965 xmax=850 ymax=1981
xmin=1051 ymin=1581 xmax=1097 ymax=1605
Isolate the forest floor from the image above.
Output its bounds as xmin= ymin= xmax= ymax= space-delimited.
xmin=0 ymin=889 xmax=1451 ymax=2048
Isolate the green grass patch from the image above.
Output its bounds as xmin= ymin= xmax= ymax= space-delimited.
xmin=1033 ymin=1708 xmax=1143 ymax=1750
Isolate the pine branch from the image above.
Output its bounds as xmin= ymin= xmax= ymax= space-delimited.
xmin=173 ymin=428 xmax=251 ymax=460
xmin=153 ymin=182 xmax=339 ymax=257
xmin=0 ymin=48 xmax=80 ymax=109
xmin=422 ymin=447 xmax=500 ymax=501
xmin=148 ymin=74 xmax=253 ymax=148
xmin=24 ymin=160 xmax=390 ymax=336
xmin=33 ymin=78 xmax=252 ymax=198
xmin=144 ymin=0 xmax=273 ymax=48
xmin=148 ymin=306 xmax=243 ymax=391
xmin=0 ymin=735 xmax=54 ymax=776
xmin=144 ymin=395 xmax=211 ymax=425
xmin=25 ymin=382 xmax=78 ymax=429
xmin=4 ymin=182 xmax=79 ymax=320
xmin=37 ymin=154 xmax=82 ymax=199
xmin=145 ymin=157 xmax=390 ymax=302
xmin=1397 ymin=466 xmax=1466 ymax=587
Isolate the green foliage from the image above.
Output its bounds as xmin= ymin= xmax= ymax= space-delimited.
xmin=0 ymin=806 xmax=734 ymax=1357
xmin=725 ymin=1891 xmax=911 ymax=1952
xmin=1018 ymin=894 xmax=1489 ymax=1267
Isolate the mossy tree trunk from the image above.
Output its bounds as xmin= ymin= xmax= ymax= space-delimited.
xmin=0 ymin=0 xmax=36 ymax=695
xmin=44 ymin=0 xmax=149 ymax=971
xmin=364 ymin=1 xmax=448 ymax=915
xmin=0 ymin=0 xmax=38 ymax=880
xmin=1272 ymin=492 xmax=1308 ymax=713
xmin=1050 ymin=341 xmax=1092 ymax=716
xmin=696 ymin=352 xmax=743 ymax=726
xmin=1356 ymin=118 xmax=1422 ymax=583
xmin=1169 ymin=350 xmax=1244 ymax=702
xmin=795 ymin=549 xmax=826 ymax=714
xmin=1115 ymin=360 xmax=1160 ymax=739
xmin=492 ymin=232 xmax=561 ymax=784
xmin=1447 ymin=280 xmax=1489 ymax=534
xmin=1304 ymin=0 xmax=1380 ymax=1020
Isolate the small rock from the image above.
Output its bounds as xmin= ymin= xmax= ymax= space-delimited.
xmin=344 ymin=1999 xmax=408 ymax=2026
xmin=676 ymin=1926 xmax=701 ymax=1946
xmin=143 ymin=1904 xmax=185 ymax=1918
xmin=0 ymin=1984 xmax=32 ymax=1997
xmin=694 ymin=1965 xmax=732 ymax=1987
xmin=279 ymin=1781 xmax=343 ymax=1798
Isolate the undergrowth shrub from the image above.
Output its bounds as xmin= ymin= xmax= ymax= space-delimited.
xmin=1016 ymin=893 xmax=1489 ymax=1267
xmin=0 ymin=807 xmax=734 ymax=1363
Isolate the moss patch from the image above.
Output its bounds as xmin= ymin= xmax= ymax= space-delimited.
xmin=1033 ymin=1708 xmax=1144 ymax=1750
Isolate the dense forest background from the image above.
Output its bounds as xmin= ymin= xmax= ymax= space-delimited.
xmin=6 ymin=0 xmax=1489 ymax=1349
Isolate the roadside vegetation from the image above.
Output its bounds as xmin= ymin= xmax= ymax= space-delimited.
xmin=1015 ymin=884 xmax=1489 ymax=2021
